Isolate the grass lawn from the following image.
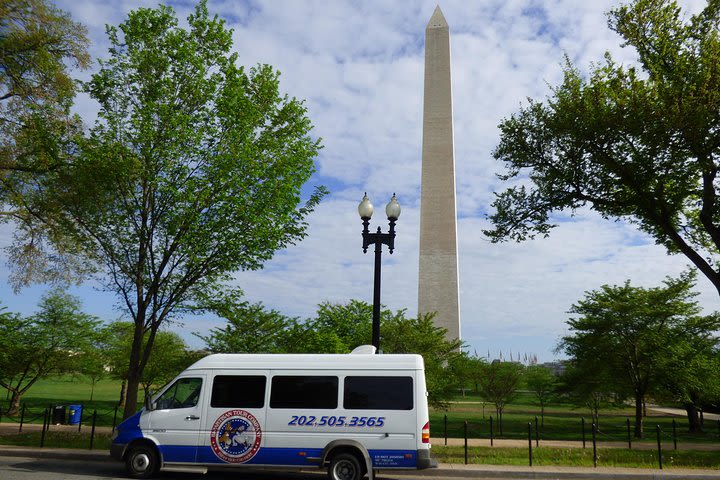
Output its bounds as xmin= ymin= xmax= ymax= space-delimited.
xmin=0 ymin=430 xmax=112 ymax=450
xmin=432 ymin=391 xmax=720 ymax=445
xmin=0 ymin=376 xmax=124 ymax=428
xmin=432 ymin=445 xmax=720 ymax=469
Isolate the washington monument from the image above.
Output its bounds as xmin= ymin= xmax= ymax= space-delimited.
xmin=418 ymin=6 xmax=461 ymax=342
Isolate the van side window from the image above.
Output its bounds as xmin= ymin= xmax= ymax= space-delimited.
xmin=270 ymin=376 xmax=338 ymax=409
xmin=211 ymin=375 xmax=266 ymax=408
xmin=155 ymin=377 xmax=202 ymax=410
xmin=344 ymin=376 xmax=413 ymax=410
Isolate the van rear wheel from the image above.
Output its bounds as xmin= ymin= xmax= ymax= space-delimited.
xmin=329 ymin=452 xmax=362 ymax=480
xmin=125 ymin=444 xmax=159 ymax=479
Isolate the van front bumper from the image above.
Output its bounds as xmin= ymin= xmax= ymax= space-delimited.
xmin=110 ymin=443 xmax=127 ymax=461
xmin=417 ymin=449 xmax=437 ymax=469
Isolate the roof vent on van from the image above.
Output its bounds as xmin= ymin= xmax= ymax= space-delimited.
xmin=350 ymin=345 xmax=377 ymax=355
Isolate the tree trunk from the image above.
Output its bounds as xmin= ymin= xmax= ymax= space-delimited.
xmin=118 ymin=380 xmax=126 ymax=407
xmin=634 ymin=392 xmax=644 ymax=438
xmin=124 ymin=367 xmax=141 ymax=420
xmin=7 ymin=390 xmax=22 ymax=416
xmin=685 ymin=404 xmax=703 ymax=433
xmin=123 ymin=320 xmax=147 ymax=419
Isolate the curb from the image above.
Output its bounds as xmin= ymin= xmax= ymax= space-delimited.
xmin=408 ymin=465 xmax=720 ymax=479
xmin=0 ymin=445 xmax=111 ymax=463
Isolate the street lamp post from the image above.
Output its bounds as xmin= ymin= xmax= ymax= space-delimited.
xmin=358 ymin=193 xmax=401 ymax=353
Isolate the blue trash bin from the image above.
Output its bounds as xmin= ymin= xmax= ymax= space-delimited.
xmin=68 ymin=404 xmax=82 ymax=425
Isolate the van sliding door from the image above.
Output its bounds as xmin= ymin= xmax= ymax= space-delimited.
xmin=197 ymin=372 xmax=268 ymax=465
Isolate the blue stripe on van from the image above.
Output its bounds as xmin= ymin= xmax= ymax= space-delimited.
xmin=370 ymin=449 xmax=417 ymax=468
xmin=158 ymin=444 xmax=198 ymax=463
xmin=195 ymin=446 xmax=323 ymax=465
xmin=185 ymin=446 xmax=416 ymax=468
xmin=111 ymin=411 xmax=143 ymax=445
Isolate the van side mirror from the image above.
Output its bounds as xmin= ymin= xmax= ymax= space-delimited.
xmin=144 ymin=392 xmax=155 ymax=411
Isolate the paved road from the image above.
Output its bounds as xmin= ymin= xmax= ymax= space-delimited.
xmin=2 ymin=451 xmax=720 ymax=480
xmin=0 ymin=454 xmax=534 ymax=480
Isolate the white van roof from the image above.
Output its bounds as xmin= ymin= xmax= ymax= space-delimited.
xmin=185 ymin=351 xmax=425 ymax=371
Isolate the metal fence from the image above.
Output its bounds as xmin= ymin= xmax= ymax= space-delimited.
xmin=442 ymin=414 xmax=720 ymax=468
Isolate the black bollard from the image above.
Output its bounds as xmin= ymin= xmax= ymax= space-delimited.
xmin=112 ymin=405 xmax=119 ymax=433
xmin=528 ymin=422 xmax=533 ymax=467
xmin=656 ymin=425 xmax=663 ymax=470
xmin=77 ymin=404 xmax=83 ymax=432
xmin=40 ymin=408 xmax=48 ymax=448
xmin=581 ymin=417 xmax=586 ymax=449
xmin=627 ymin=418 xmax=632 ymax=449
xmin=464 ymin=420 xmax=468 ymax=465
xmin=673 ymin=419 xmax=677 ymax=451
xmin=444 ymin=414 xmax=447 ymax=446
xmin=489 ymin=416 xmax=494 ymax=447
xmin=18 ymin=403 xmax=25 ymax=433
xmin=90 ymin=410 xmax=98 ymax=450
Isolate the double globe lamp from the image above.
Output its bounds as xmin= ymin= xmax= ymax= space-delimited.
xmin=358 ymin=193 xmax=401 ymax=353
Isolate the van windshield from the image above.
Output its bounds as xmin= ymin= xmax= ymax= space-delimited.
xmin=156 ymin=377 xmax=202 ymax=409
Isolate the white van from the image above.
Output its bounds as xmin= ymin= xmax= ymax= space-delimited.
xmin=110 ymin=346 xmax=435 ymax=479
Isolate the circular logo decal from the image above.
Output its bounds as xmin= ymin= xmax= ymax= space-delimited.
xmin=210 ymin=409 xmax=262 ymax=463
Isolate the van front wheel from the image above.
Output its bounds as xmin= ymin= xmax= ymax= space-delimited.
xmin=329 ymin=453 xmax=362 ymax=480
xmin=125 ymin=444 xmax=159 ymax=479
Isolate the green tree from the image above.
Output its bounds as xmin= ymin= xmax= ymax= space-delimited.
xmin=75 ymin=331 xmax=108 ymax=402
xmin=282 ymin=300 xmax=391 ymax=354
xmin=486 ymin=0 xmax=720 ymax=298
xmin=477 ymin=360 xmax=524 ymax=435
xmin=0 ymin=0 xmax=91 ymax=287
xmin=556 ymin=363 xmax=620 ymax=429
xmin=195 ymin=288 xmax=294 ymax=354
xmin=0 ymin=289 xmax=98 ymax=414
xmin=381 ymin=311 xmax=464 ymax=408
xmin=139 ymin=331 xmax=202 ymax=397
xmin=558 ymin=272 xmax=718 ymax=437
xmin=524 ymin=365 xmax=557 ymax=428
xmin=101 ymin=321 xmax=205 ymax=404
xmin=36 ymin=1 xmax=325 ymax=419
xmin=653 ymin=314 xmax=720 ymax=432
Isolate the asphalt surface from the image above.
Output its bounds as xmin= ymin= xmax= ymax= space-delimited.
xmin=1 ymin=443 xmax=720 ymax=479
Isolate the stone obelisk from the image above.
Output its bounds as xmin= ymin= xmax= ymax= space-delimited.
xmin=418 ymin=6 xmax=461 ymax=342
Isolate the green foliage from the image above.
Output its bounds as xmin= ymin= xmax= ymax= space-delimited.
xmin=31 ymin=0 xmax=325 ymax=418
xmin=653 ymin=313 xmax=720 ymax=432
xmin=198 ymin=297 xmax=463 ymax=407
xmin=524 ymin=365 xmax=558 ymax=426
xmin=0 ymin=0 xmax=92 ymax=288
xmin=194 ymin=288 xmax=294 ymax=354
xmin=476 ymin=360 xmax=524 ymax=433
xmin=486 ymin=0 xmax=720 ymax=296
xmin=100 ymin=321 xmax=202 ymax=399
xmin=381 ymin=311 xmax=464 ymax=408
xmin=0 ymin=289 xmax=99 ymax=414
xmin=557 ymin=271 xmax=720 ymax=437
xmin=282 ymin=299 xmax=380 ymax=353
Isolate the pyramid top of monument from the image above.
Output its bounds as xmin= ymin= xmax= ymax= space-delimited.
xmin=427 ymin=5 xmax=448 ymax=29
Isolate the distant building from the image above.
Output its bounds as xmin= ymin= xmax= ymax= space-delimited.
xmin=539 ymin=361 xmax=567 ymax=377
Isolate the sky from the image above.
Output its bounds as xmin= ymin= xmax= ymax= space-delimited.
xmin=1 ymin=0 xmax=717 ymax=362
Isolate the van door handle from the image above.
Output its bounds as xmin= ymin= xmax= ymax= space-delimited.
xmin=185 ymin=415 xmax=200 ymax=421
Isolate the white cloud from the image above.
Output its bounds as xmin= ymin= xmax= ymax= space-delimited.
xmin=2 ymin=0 xmax=716 ymax=360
